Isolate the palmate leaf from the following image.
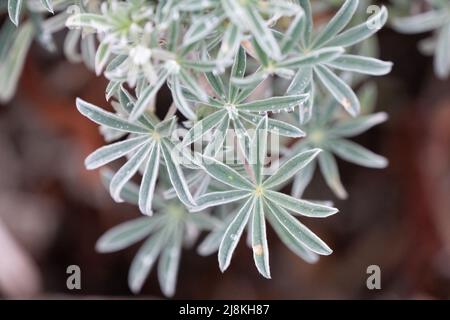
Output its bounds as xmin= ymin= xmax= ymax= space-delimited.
xmin=128 ymin=229 xmax=168 ymax=293
xmin=326 ymin=55 xmax=393 ymax=76
xmin=277 ymin=47 xmax=345 ymax=69
xmin=236 ymin=95 xmax=309 ymax=113
xmin=40 ymin=0 xmax=54 ymax=13
xmin=0 ymin=22 xmax=34 ymax=103
xmin=250 ymin=116 xmax=268 ymax=184
xmin=318 ymin=150 xmax=348 ymax=200
xmin=265 ymin=190 xmax=338 ymax=218
xmin=328 ymin=139 xmax=388 ymax=168
xmin=327 ymin=6 xmax=388 ymax=48
xmin=252 ymin=197 xmax=270 ymax=278
xmin=76 ymin=98 xmax=149 ymax=134
xmin=221 ymin=0 xmax=282 ymax=60
xmin=314 ymin=65 xmax=360 ymax=117
xmin=311 ymin=0 xmax=358 ymax=49
xmin=264 ymin=200 xmax=332 ymax=256
xmin=201 ymin=155 xmax=254 ymax=190
xmin=157 ymin=225 xmax=183 ymax=297
xmin=239 ymin=112 xmax=305 ymax=138
xmin=263 ymin=148 xmax=321 ymax=189
xmin=265 ymin=200 xmax=319 ymax=263
xmin=96 ymin=216 xmax=163 ymax=253
xmin=160 ymin=139 xmax=197 ymax=208
xmin=110 ymin=143 xmax=151 ymax=203
xmin=191 ymin=190 xmax=251 ymax=212
xmin=85 ymin=136 xmax=150 ymax=170
xmin=218 ymin=197 xmax=254 ymax=272
xmin=8 ymin=0 xmax=23 ymax=26
xmin=139 ymin=143 xmax=161 ymax=216
xmin=328 ymin=112 xmax=388 ymax=138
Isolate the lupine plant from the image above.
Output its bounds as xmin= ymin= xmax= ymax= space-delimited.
xmin=391 ymin=0 xmax=450 ymax=79
xmin=1 ymin=0 xmax=392 ymax=297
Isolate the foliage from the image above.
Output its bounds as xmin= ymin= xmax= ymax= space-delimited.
xmin=0 ymin=0 xmax=393 ymax=297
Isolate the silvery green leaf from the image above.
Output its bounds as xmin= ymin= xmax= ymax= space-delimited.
xmin=163 ymin=170 xmax=204 ymax=200
xmin=314 ymin=65 xmax=360 ymax=117
xmin=435 ymin=23 xmax=450 ymax=79
xmin=100 ymin=169 xmax=139 ymax=205
xmin=119 ymin=87 xmax=155 ymax=128
xmin=183 ymin=11 xmax=225 ymax=47
xmin=327 ymin=6 xmax=388 ymax=47
xmin=218 ymin=23 xmax=241 ymax=62
xmin=171 ymin=77 xmax=197 ymax=120
xmin=180 ymin=59 xmax=221 ymax=72
xmin=218 ymin=197 xmax=254 ymax=272
xmin=40 ymin=0 xmax=54 ymax=13
xmin=128 ymin=230 xmax=167 ymax=294
xmin=64 ymin=29 xmax=82 ymax=64
xmin=328 ymin=112 xmax=388 ymax=138
xmin=76 ymin=98 xmax=149 ymax=134
xmin=237 ymin=95 xmax=309 ymax=113
xmin=252 ymin=197 xmax=270 ymax=278
xmin=286 ymin=66 xmax=313 ymax=124
xmin=104 ymin=80 xmax=120 ymax=100
xmin=198 ymin=227 xmax=225 ymax=256
xmin=204 ymin=115 xmax=230 ymax=157
xmin=277 ymin=47 xmax=345 ymax=69
xmin=250 ymin=116 xmax=268 ymax=184
xmin=263 ymin=149 xmax=321 ymax=189
xmin=85 ymin=135 xmax=150 ymax=170
xmin=265 ymin=200 xmax=332 ymax=256
xmin=329 ymin=139 xmax=388 ymax=168
xmin=298 ymin=0 xmax=312 ymax=47
xmin=178 ymin=0 xmax=218 ymax=12
xmin=231 ymin=70 xmax=267 ymax=89
xmin=157 ymin=226 xmax=182 ymax=298
xmin=160 ymin=139 xmax=197 ymax=207
xmin=110 ymin=144 xmax=151 ymax=203
xmin=239 ymin=112 xmax=305 ymax=138
xmin=281 ymin=12 xmax=305 ymax=55
xmin=318 ymin=151 xmax=348 ymax=200
xmin=155 ymin=116 xmax=177 ymax=137
xmin=0 ymin=22 xmax=34 ymax=102
xmin=327 ymin=55 xmax=393 ymax=76
xmin=191 ymin=190 xmax=250 ymax=212
xmin=292 ymin=160 xmax=316 ymax=198
xmin=95 ymin=40 xmax=112 ymax=76
xmin=229 ymin=46 xmax=247 ymax=103
xmin=179 ymin=68 xmax=208 ymax=102
xmin=251 ymin=38 xmax=270 ymax=68
xmin=188 ymin=213 xmax=223 ymax=230
xmin=311 ymin=0 xmax=358 ymax=49
xmin=201 ymin=155 xmax=254 ymax=190
xmin=265 ymin=200 xmax=319 ymax=263
xmin=205 ymin=71 xmax=227 ymax=100
xmin=221 ymin=0 xmax=281 ymax=60
xmin=65 ymin=13 xmax=110 ymax=31
xmin=139 ymin=143 xmax=160 ymax=216
xmin=265 ymin=190 xmax=338 ymax=218
xmin=0 ymin=21 xmax=15 ymax=60
xmin=8 ymin=0 xmax=23 ymax=26
xmin=130 ymin=66 xmax=170 ymax=121
xmin=81 ymin=34 xmax=96 ymax=71
xmin=96 ymin=217 xmax=162 ymax=253
xmin=391 ymin=9 xmax=448 ymax=34
xmin=230 ymin=116 xmax=251 ymax=162
xmin=182 ymin=109 xmax=227 ymax=146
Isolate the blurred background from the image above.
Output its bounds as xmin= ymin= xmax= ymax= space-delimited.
xmin=1 ymin=3 xmax=450 ymax=299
